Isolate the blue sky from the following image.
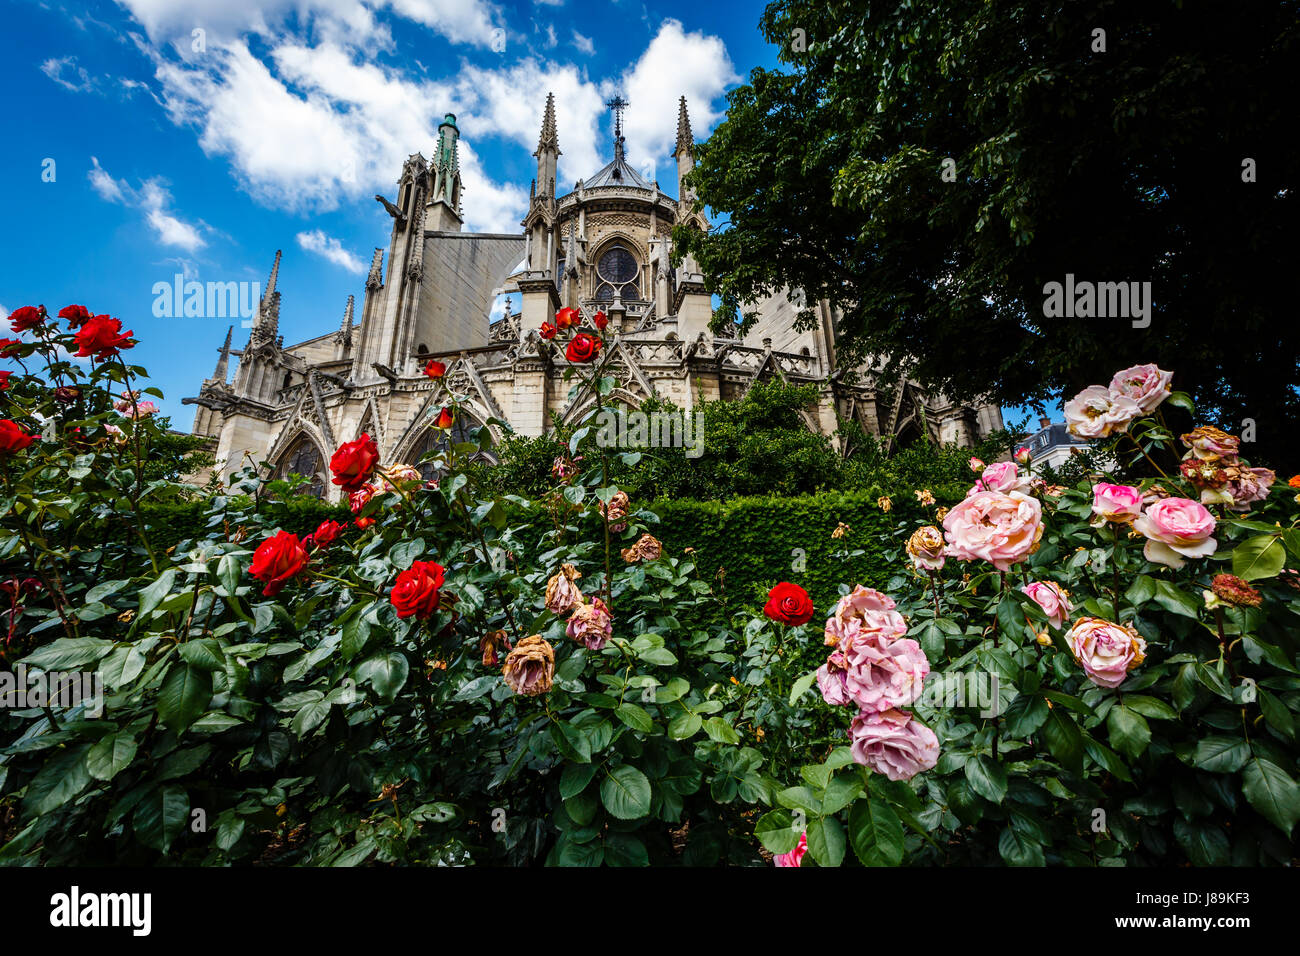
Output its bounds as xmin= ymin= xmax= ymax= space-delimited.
xmin=1 ymin=0 xmax=780 ymax=427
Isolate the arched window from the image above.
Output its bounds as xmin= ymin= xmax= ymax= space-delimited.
xmin=274 ymin=436 xmax=325 ymax=498
xmin=594 ymin=245 xmax=640 ymax=302
xmin=410 ymin=411 xmax=493 ymax=481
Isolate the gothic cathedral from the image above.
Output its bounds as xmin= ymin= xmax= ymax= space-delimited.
xmin=185 ymin=95 xmax=1003 ymax=499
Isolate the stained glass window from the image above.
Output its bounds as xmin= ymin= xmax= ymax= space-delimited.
xmin=274 ymin=437 xmax=325 ymax=498
xmin=595 ymin=246 xmax=640 ymax=301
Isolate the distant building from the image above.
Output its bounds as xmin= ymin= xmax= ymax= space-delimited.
xmin=1023 ymin=415 xmax=1095 ymax=472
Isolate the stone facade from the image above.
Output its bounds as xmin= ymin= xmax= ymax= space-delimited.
xmin=185 ymin=97 xmax=1003 ymax=501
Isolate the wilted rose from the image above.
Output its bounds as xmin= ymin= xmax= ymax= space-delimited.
xmin=544 ymin=563 xmax=584 ymax=615
xmin=1066 ymin=617 xmax=1146 ymax=689
xmin=502 ymin=635 xmax=555 ymax=696
xmin=621 ymin=533 xmax=662 ymax=563
xmin=566 ymin=596 xmax=613 ymax=650
xmin=1108 ymin=363 xmax=1173 ymax=415
xmin=849 ymin=708 xmax=940 ymax=781
xmin=906 ymin=525 xmax=945 ymax=571
xmin=1064 ymin=385 xmax=1141 ymax=439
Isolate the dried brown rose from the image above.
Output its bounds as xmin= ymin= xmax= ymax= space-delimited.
xmin=502 ymin=635 xmax=555 ymax=697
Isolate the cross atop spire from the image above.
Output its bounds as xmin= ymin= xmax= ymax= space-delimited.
xmin=535 ymin=92 xmax=560 ymax=156
xmin=606 ymin=95 xmax=629 ymax=160
xmin=675 ymin=96 xmax=694 ymax=156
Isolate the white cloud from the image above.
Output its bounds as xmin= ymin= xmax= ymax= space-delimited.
xmin=296 ymin=229 xmax=367 ymax=273
xmin=88 ymin=157 xmax=207 ymax=251
xmin=41 ymin=55 xmax=98 ymax=93
xmin=115 ymin=0 xmax=500 ymax=48
xmin=615 ymin=19 xmax=738 ymax=176
xmin=571 ymin=30 xmax=595 ymax=56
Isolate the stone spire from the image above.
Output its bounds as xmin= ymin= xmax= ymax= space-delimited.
xmin=339 ymin=294 xmax=354 ymax=348
xmin=674 ymin=97 xmax=697 ymax=208
xmin=251 ymin=249 xmax=282 ymax=346
xmin=534 ymin=92 xmax=560 ymax=200
xmin=675 ymin=96 xmax=694 ymax=156
xmin=366 ymin=248 xmax=384 ymax=291
xmin=212 ymin=325 xmax=233 ymax=383
xmin=428 ymin=114 xmax=464 ymax=231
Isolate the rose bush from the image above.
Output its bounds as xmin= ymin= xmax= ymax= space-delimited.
xmin=1 ymin=309 xmax=1297 ymax=868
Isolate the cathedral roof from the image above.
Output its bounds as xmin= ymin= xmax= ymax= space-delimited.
xmin=583 ymin=153 xmax=656 ymax=191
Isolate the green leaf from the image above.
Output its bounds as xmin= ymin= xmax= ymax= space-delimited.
xmin=132 ymin=784 xmax=189 ymax=854
xmin=355 ymin=651 xmax=409 ymax=701
xmin=1122 ymin=695 xmax=1178 ymax=721
xmin=560 ymin=762 xmax=598 ymax=800
xmin=177 ymin=638 xmax=225 ymax=671
xmin=1041 ymin=707 xmax=1084 ymax=775
xmin=821 ymin=775 xmax=863 ymax=816
xmin=20 ymin=637 xmax=114 ymax=670
xmin=389 ymin=538 xmax=426 ymax=570
xmin=806 ymin=816 xmax=846 ymax=867
xmin=21 ymin=746 xmax=91 ymax=815
xmin=1241 ymin=758 xmax=1300 ymax=835
xmin=138 ymin=567 xmax=179 ymax=618
xmin=615 ymin=703 xmax=655 ymax=733
xmin=702 ymin=716 xmax=740 ymax=744
xmin=1232 ymin=535 xmax=1285 ymax=582
xmin=788 ymin=668 xmax=818 ymax=706
xmin=600 ymin=765 xmax=652 ymax=820
xmin=755 ymin=808 xmax=801 ymax=854
xmin=1003 ymin=695 xmax=1048 ymax=738
xmin=776 ymin=786 xmax=821 ymax=815
xmin=1124 ymin=575 xmax=1156 ymax=606
xmin=848 ymin=798 xmax=904 ymax=866
xmin=667 ymin=711 xmax=702 ymax=740
xmin=1107 ymin=705 xmax=1151 ymax=758
xmin=157 ymin=664 xmax=213 ymax=734
xmin=998 ymin=826 xmax=1046 ymax=866
xmin=1193 ymin=736 xmax=1250 ymax=773
xmin=1258 ymin=689 xmax=1295 ymax=739
xmin=87 ymin=732 xmax=138 ymax=782
xmin=218 ymin=553 xmax=241 ymax=596
xmin=99 ymin=644 xmax=148 ymax=690
xmin=1153 ymin=580 xmax=1201 ymax=619
xmin=964 ymin=754 xmax=1008 ymax=803
xmin=290 ymin=699 xmax=332 ymax=737
xmin=550 ymin=722 xmax=592 ymax=763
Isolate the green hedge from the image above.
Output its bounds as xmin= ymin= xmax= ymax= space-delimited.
xmin=649 ymin=489 xmax=945 ymax=612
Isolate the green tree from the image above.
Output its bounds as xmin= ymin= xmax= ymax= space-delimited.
xmin=676 ymin=0 xmax=1299 ymax=469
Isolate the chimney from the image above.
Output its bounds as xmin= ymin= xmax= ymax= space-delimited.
xmin=1038 ymin=415 xmax=1052 ymax=429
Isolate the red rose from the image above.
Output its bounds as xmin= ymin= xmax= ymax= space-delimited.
xmin=311 ymin=519 xmax=345 ymax=548
xmin=57 ymin=304 xmax=91 ymax=327
xmin=435 ymin=407 xmax=454 ymax=429
xmin=565 ymin=333 xmax=602 ymax=363
xmin=0 ymin=420 xmax=35 ymax=454
xmin=538 ymin=322 xmax=557 ymax=340
xmin=54 ymin=386 xmax=81 ymax=403
xmin=248 ymin=530 xmax=310 ymax=597
xmin=74 ymin=315 xmax=134 ymax=361
xmin=0 ymin=371 xmax=11 ymax=391
xmin=390 ymin=560 xmax=446 ymax=619
xmin=423 ymin=359 xmax=446 ymax=380
xmin=555 ymin=307 xmax=580 ymax=330
xmin=8 ymin=306 xmax=42 ymax=333
xmin=763 ymin=582 xmax=814 ymax=626
xmin=355 ymin=517 xmax=375 ymax=531
xmin=0 ymin=338 xmax=22 ymax=358
xmin=330 ymin=433 xmax=380 ymax=491
xmin=592 ymin=310 xmax=608 ymax=330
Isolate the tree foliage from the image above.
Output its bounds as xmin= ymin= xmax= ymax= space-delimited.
xmin=676 ymin=0 xmax=1300 ymax=468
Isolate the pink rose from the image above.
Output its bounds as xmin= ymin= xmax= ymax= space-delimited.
xmin=1108 ymin=364 xmax=1173 ymax=415
xmin=816 ymin=651 xmax=852 ymax=706
xmin=1014 ymin=446 xmax=1031 ymax=465
xmin=1066 ymin=617 xmax=1147 ymax=689
xmin=774 ymin=831 xmax=808 ymax=867
xmin=1224 ymin=466 xmax=1275 ymax=512
xmin=942 ymin=490 xmax=1044 ymax=572
xmin=823 ymin=585 xmax=907 ymax=649
xmin=969 ymin=457 xmax=985 ymax=472
xmin=849 ymin=708 xmax=940 ymax=781
xmin=1020 ymin=581 xmax=1073 ymax=629
xmin=1133 ymin=497 xmax=1217 ymax=569
xmin=1091 ymin=483 xmax=1144 ymax=525
xmin=1064 ymin=385 xmax=1142 ymax=439
xmin=566 ymin=596 xmax=612 ymax=651
xmin=972 ymin=460 xmax=1029 ymax=495
xmin=842 ymin=637 xmax=930 ymax=713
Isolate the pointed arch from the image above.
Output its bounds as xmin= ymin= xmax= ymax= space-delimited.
xmin=266 ymin=424 xmax=329 ymax=498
